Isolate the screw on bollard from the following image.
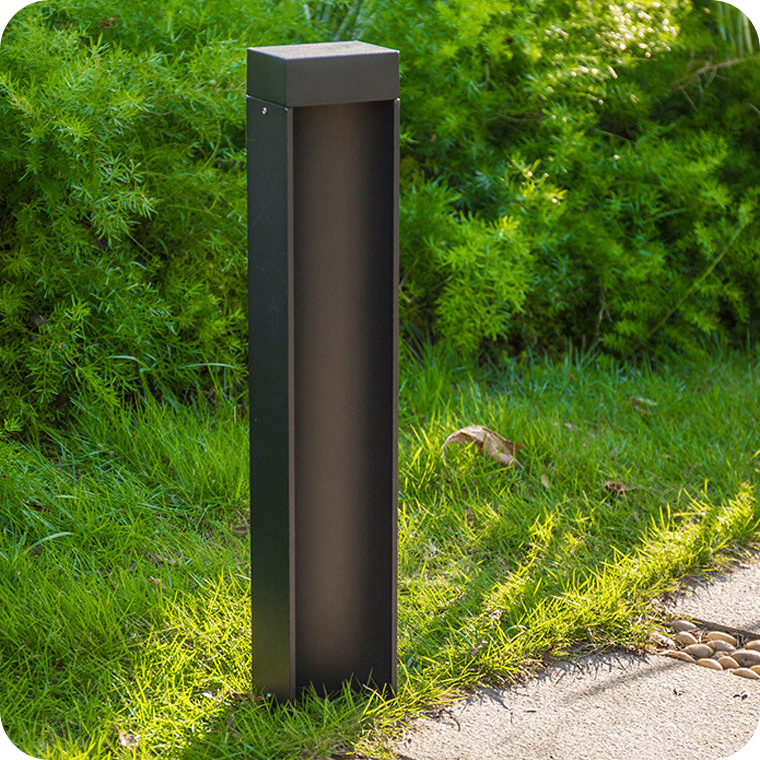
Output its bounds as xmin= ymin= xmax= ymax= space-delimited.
xmin=247 ymin=41 xmax=399 ymax=702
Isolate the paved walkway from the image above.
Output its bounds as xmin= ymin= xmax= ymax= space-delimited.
xmin=396 ymin=554 xmax=760 ymax=760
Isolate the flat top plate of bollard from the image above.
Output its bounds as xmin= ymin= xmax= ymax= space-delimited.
xmin=247 ymin=40 xmax=399 ymax=107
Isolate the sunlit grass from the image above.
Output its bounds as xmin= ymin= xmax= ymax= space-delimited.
xmin=1 ymin=345 xmax=759 ymax=758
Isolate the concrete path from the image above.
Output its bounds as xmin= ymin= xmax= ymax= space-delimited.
xmin=396 ymin=555 xmax=760 ymax=760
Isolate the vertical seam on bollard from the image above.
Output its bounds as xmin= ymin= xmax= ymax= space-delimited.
xmin=286 ymin=105 xmax=297 ymax=700
xmin=391 ymin=96 xmax=400 ymax=691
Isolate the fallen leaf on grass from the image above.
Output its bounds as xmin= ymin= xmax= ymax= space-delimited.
xmin=604 ymin=480 xmax=628 ymax=496
xmin=228 ymin=690 xmax=257 ymax=701
xmin=118 ymin=731 xmax=140 ymax=751
xmin=631 ymin=396 xmax=657 ymax=412
xmin=540 ymin=474 xmax=550 ymax=488
xmin=148 ymin=553 xmax=181 ymax=566
xmin=442 ymin=425 xmax=524 ymax=468
xmin=468 ymin=638 xmax=488 ymax=657
xmin=232 ymin=520 xmax=250 ymax=537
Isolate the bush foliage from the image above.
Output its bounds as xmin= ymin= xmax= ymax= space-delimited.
xmin=386 ymin=0 xmax=760 ymax=356
xmin=0 ymin=0 xmax=759 ymax=425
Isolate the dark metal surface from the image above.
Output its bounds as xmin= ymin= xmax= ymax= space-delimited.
xmin=247 ymin=41 xmax=399 ymax=107
xmin=248 ymin=95 xmax=295 ymax=699
xmin=248 ymin=43 xmax=399 ymax=701
xmin=292 ymin=99 xmax=397 ymax=693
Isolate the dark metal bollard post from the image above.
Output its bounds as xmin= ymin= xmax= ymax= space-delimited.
xmin=247 ymin=41 xmax=399 ymax=701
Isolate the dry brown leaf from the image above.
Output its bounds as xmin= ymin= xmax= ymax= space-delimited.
xmin=118 ymin=731 xmax=140 ymax=751
xmin=442 ymin=425 xmax=524 ymax=468
xmin=604 ymin=480 xmax=628 ymax=496
xmin=148 ymin=553 xmax=181 ymax=566
xmin=631 ymin=396 xmax=658 ymax=415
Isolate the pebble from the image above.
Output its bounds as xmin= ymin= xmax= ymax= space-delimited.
xmin=661 ymin=650 xmax=696 ymax=663
xmin=671 ymin=620 xmax=699 ymax=633
xmin=650 ymin=631 xmax=676 ymax=649
xmin=730 ymin=667 xmax=760 ymax=680
xmin=684 ymin=643 xmax=713 ymax=659
xmin=732 ymin=649 xmax=760 ymax=667
xmin=744 ymin=639 xmax=760 ymax=652
xmin=707 ymin=639 xmax=736 ymax=653
xmin=718 ymin=656 xmax=740 ymax=669
xmin=705 ymin=631 xmax=737 ymax=647
xmin=696 ymin=657 xmax=723 ymax=671
xmin=675 ymin=631 xmax=699 ymax=646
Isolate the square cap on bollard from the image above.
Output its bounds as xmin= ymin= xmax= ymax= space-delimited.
xmin=248 ymin=41 xmax=399 ymax=702
xmin=247 ymin=40 xmax=399 ymax=106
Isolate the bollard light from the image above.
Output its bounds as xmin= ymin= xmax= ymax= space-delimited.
xmin=247 ymin=41 xmax=399 ymax=701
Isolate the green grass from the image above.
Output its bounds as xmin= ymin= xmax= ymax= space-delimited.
xmin=1 ymin=345 xmax=760 ymax=759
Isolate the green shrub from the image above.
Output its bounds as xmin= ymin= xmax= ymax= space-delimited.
xmin=0 ymin=3 xmax=249 ymax=427
xmin=374 ymin=0 xmax=760 ymax=357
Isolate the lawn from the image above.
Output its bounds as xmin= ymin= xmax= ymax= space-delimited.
xmin=1 ymin=344 xmax=759 ymax=759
